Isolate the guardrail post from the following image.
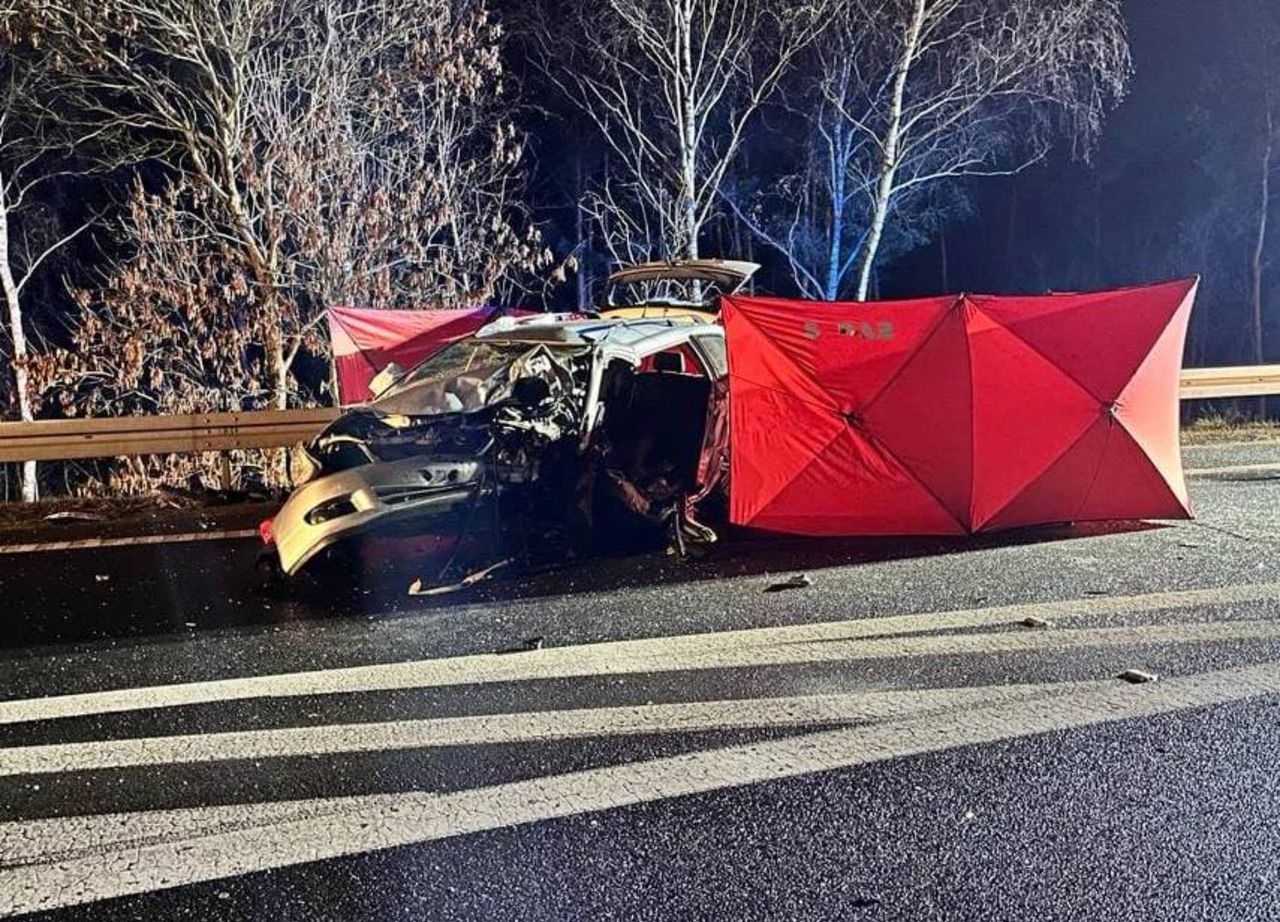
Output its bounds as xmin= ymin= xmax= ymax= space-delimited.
xmin=219 ymin=452 xmax=234 ymax=492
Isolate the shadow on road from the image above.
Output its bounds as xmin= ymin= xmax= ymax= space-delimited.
xmin=0 ymin=517 xmax=1162 ymax=653
xmin=455 ymin=520 xmax=1163 ymax=608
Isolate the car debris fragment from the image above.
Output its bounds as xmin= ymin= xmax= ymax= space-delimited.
xmin=43 ymin=511 xmax=107 ymax=523
xmin=495 ymin=636 xmax=548 ymax=655
xmin=407 ymin=557 xmax=516 ymax=597
xmin=766 ymin=574 xmax=814 ymax=592
xmin=1019 ymin=615 xmax=1052 ymax=629
xmin=1118 ymin=668 xmax=1159 ymax=684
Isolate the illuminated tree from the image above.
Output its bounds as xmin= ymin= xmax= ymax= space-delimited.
xmin=538 ymin=0 xmax=828 ymax=263
xmin=19 ymin=0 xmax=545 ymax=413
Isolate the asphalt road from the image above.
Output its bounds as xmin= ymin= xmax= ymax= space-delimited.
xmin=1 ymin=439 xmax=1279 ymax=920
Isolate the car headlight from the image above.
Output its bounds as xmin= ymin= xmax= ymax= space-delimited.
xmin=289 ymin=442 xmax=322 ymax=488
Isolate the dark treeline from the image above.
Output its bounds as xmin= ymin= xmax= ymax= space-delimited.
xmin=0 ymin=0 xmax=1275 ymax=499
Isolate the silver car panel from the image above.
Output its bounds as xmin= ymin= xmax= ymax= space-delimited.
xmin=273 ymin=456 xmax=482 ymax=575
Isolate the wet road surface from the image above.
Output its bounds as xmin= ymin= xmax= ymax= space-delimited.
xmin=1 ymin=439 xmax=1279 ymax=919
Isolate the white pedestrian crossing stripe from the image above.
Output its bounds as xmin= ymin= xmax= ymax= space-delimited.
xmin=2 ymin=581 xmax=1276 ymax=726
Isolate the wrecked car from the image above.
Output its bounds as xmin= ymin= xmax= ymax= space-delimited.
xmin=264 ymin=261 xmax=757 ymax=586
xmin=263 ymin=287 xmax=759 ymax=587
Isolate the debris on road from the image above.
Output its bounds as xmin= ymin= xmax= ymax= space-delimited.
xmin=766 ymin=574 xmax=814 ymax=593
xmin=495 ymin=635 xmax=551 ymax=655
xmin=408 ymin=557 xmax=516 ymax=597
xmin=1019 ymin=616 xmax=1052 ymax=629
xmin=1118 ymin=669 xmax=1159 ymax=684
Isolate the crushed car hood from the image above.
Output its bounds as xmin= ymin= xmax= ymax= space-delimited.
xmin=368 ymin=343 xmax=584 ymax=419
xmin=304 ymin=342 xmax=589 ymax=473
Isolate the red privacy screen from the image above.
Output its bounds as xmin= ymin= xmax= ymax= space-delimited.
xmin=721 ymin=279 xmax=1198 ymax=536
xmin=327 ymin=307 xmax=501 ymax=405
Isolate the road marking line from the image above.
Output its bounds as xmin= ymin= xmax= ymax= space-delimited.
xmin=0 ymin=682 xmax=1096 ymax=777
xmin=1185 ymin=463 xmax=1280 ymax=478
xmin=4 ymin=661 xmax=1279 ymax=914
xmin=1182 ymin=438 xmax=1280 ymax=451
xmin=1 ymin=582 xmax=1276 ymax=726
xmin=0 ymin=529 xmax=259 ymax=555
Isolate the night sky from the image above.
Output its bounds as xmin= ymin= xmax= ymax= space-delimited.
xmin=898 ymin=0 xmax=1212 ymax=295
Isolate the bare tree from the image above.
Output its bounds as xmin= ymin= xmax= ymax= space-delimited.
xmin=852 ymin=0 xmax=1130 ymax=300
xmin=725 ymin=11 xmax=966 ymax=300
xmin=20 ymin=0 xmax=545 ymax=414
xmin=27 ymin=179 xmax=288 ymax=492
xmin=263 ymin=0 xmax=548 ymax=314
xmin=739 ymin=0 xmax=1128 ymax=302
xmin=537 ymin=0 xmax=828 ymax=263
xmin=0 ymin=43 xmax=104 ymax=500
xmin=724 ymin=83 xmax=966 ymax=300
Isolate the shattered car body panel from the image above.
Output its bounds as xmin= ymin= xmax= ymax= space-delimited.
xmin=272 ymin=314 xmax=730 ymax=577
xmin=604 ymin=259 xmax=760 ymax=294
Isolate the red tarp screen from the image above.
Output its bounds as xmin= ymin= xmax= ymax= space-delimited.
xmin=721 ymin=279 xmax=1198 ymax=536
xmin=328 ymin=307 xmax=501 ymax=405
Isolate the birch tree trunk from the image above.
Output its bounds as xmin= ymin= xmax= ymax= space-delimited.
xmin=825 ymin=122 xmax=849 ymax=301
xmin=0 ymin=193 xmax=36 ymax=501
xmin=675 ymin=0 xmax=700 ymax=260
xmin=855 ymin=0 xmax=928 ymax=301
xmin=270 ymin=338 xmax=290 ymax=412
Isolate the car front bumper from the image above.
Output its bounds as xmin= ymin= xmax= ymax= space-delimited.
xmin=271 ymin=456 xmax=484 ymax=575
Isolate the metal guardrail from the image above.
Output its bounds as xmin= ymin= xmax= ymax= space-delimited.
xmin=0 ymin=367 xmax=1274 ymax=465
xmin=0 ymin=408 xmax=340 ymax=464
xmin=1179 ymin=365 xmax=1280 ymax=401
